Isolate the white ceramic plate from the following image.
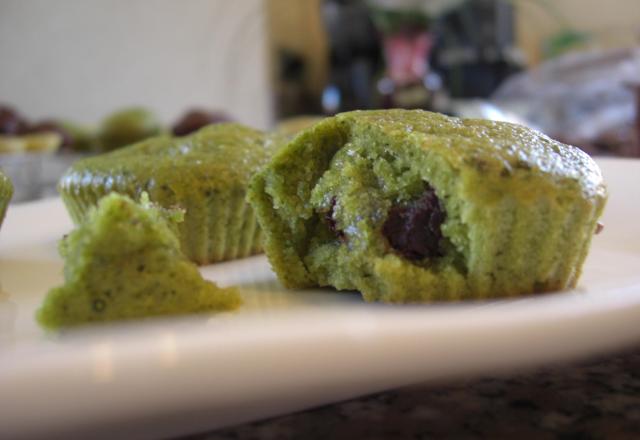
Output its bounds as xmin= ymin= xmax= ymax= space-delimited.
xmin=1 ymin=158 xmax=639 ymax=440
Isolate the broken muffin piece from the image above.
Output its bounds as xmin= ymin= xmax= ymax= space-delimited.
xmin=37 ymin=192 xmax=241 ymax=330
xmin=0 ymin=170 xmax=12 ymax=229
xmin=247 ymin=109 xmax=607 ymax=303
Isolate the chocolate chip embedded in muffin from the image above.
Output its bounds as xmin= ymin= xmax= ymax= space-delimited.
xmin=172 ymin=109 xmax=232 ymax=136
xmin=382 ymin=185 xmax=446 ymax=260
xmin=323 ymin=197 xmax=346 ymax=241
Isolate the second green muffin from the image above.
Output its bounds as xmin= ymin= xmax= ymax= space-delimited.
xmin=59 ymin=123 xmax=272 ymax=264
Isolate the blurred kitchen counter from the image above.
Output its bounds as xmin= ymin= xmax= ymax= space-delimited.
xmin=184 ymin=346 xmax=640 ymax=439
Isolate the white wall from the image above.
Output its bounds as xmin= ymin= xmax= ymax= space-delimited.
xmin=0 ymin=0 xmax=273 ymax=129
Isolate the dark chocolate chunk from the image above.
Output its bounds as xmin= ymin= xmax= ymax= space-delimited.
xmin=382 ymin=185 xmax=446 ymax=260
xmin=0 ymin=105 xmax=29 ymax=135
xmin=324 ymin=197 xmax=345 ymax=241
xmin=595 ymin=222 xmax=604 ymax=235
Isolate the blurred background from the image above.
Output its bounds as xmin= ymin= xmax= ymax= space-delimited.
xmin=1 ymin=0 xmax=639 ymax=202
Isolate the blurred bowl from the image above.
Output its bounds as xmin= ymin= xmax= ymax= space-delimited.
xmin=0 ymin=152 xmax=90 ymax=203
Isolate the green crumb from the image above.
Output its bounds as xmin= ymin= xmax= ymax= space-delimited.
xmin=0 ymin=170 xmax=12 ymax=228
xmin=37 ymin=192 xmax=241 ymax=330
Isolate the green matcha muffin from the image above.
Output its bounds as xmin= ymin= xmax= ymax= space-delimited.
xmin=248 ymin=109 xmax=607 ymax=302
xmin=37 ymin=192 xmax=241 ymax=329
xmin=96 ymin=107 xmax=162 ymax=152
xmin=0 ymin=170 xmax=13 ymax=227
xmin=59 ymin=123 xmax=273 ymax=265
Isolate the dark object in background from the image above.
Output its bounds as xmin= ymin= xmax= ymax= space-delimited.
xmin=492 ymin=47 xmax=640 ymax=158
xmin=273 ymin=49 xmax=320 ymax=119
xmin=321 ymin=0 xmax=383 ymax=113
xmin=319 ymin=0 xmax=522 ymax=112
xmin=0 ymin=105 xmax=29 ymax=135
xmin=29 ymin=120 xmax=73 ymax=149
xmin=632 ymin=83 xmax=640 ymax=157
xmin=368 ymin=2 xmax=447 ymax=112
xmin=172 ymin=109 xmax=232 ymax=136
xmin=0 ymin=103 xmax=91 ymax=152
xmin=581 ymin=83 xmax=640 ymax=157
xmin=431 ymin=0 xmax=523 ymax=98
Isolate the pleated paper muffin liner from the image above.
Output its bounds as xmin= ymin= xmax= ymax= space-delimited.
xmin=59 ymin=172 xmax=262 ymax=265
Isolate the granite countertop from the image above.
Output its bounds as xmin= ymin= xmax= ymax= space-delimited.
xmin=184 ymin=346 xmax=640 ymax=439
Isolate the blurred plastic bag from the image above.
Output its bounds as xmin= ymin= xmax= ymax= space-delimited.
xmin=491 ymin=47 xmax=640 ymax=152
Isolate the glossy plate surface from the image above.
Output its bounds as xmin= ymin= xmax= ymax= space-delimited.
xmin=1 ymin=158 xmax=639 ymax=439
